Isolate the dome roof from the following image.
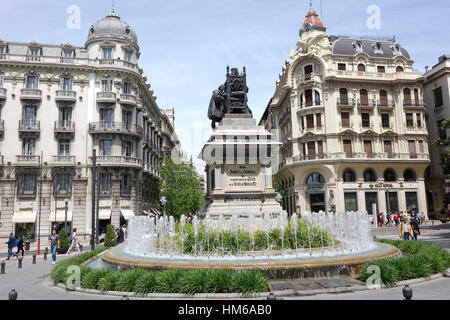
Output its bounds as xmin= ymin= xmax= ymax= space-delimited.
xmin=303 ymin=8 xmax=324 ymax=28
xmin=88 ymin=11 xmax=138 ymax=44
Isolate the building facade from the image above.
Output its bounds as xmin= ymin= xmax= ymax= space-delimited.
xmin=423 ymin=55 xmax=450 ymax=219
xmin=0 ymin=10 xmax=173 ymax=249
xmin=259 ymin=8 xmax=430 ymax=218
xmin=160 ymin=107 xmax=180 ymax=157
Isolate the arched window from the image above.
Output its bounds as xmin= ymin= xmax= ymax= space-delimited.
xmin=404 ymin=169 xmax=417 ymax=182
xmin=360 ymin=89 xmax=368 ymax=106
xmin=357 ymin=64 xmax=366 ymax=72
xmin=305 ymin=89 xmax=313 ymax=107
xmin=339 ymin=88 xmax=348 ymax=105
xmin=414 ymin=89 xmax=419 ymax=106
xmin=364 ymin=169 xmax=377 ymax=182
xmin=403 ymin=88 xmax=412 ymax=106
xmin=343 ymin=169 xmax=356 ymax=182
xmin=315 ymin=90 xmax=321 ymax=105
xmin=306 ymin=173 xmax=325 ymax=185
xmin=384 ymin=169 xmax=397 ymax=182
xmin=396 ymin=66 xmax=404 ymax=72
xmin=379 ymin=90 xmax=388 ymax=106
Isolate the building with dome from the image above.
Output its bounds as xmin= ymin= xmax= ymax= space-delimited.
xmin=259 ymin=7 xmax=430 ymax=219
xmin=0 ymin=10 xmax=179 ymax=249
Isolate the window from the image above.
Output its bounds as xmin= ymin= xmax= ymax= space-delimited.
xmin=384 ymin=140 xmax=393 ymax=156
xmin=339 ymin=88 xmax=348 ymax=105
xmin=61 ymin=77 xmax=72 ymax=90
xmin=404 ymin=169 xmax=416 ymax=182
xmin=306 ymin=114 xmax=314 ymax=129
xmin=100 ymin=140 xmax=112 ymax=156
xmin=26 ymin=76 xmax=38 ymax=89
xmin=100 ymin=173 xmax=112 ymax=193
xmin=343 ymin=169 xmax=356 ymax=182
xmin=314 ymin=90 xmax=321 ymax=105
xmin=396 ymin=66 xmax=404 ymax=72
xmin=418 ymin=140 xmax=424 ymax=154
xmin=122 ymin=140 xmax=134 ymax=157
xmin=403 ymin=88 xmax=412 ymax=106
xmin=381 ymin=114 xmax=390 ymax=128
xmin=121 ymin=174 xmax=131 ymax=195
xmin=344 ymin=193 xmax=358 ymax=212
xmin=438 ymin=120 xmax=447 ymax=140
xmin=384 ymin=169 xmax=397 ymax=182
xmin=408 ymin=140 xmax=417 ymax=158
xmin=123 ymin=81 xmax=131 ymax=94
xmin=355 ymin=42 xmax=363 ymax=51
xmin=60 ymin=107 xmax=72 ymax=124
xmin=386 ymin=192 xmax=399 ymax=213
xmin=23 ymin=138 xmax=35 ymax=155
xmin=416 ymin=114 xmax=422 ymax=128
xmin=122 ymin=110 xmax=132 ymax=127
xmin=102 ymin=48 xmax=112 ymax=59
xmin=360 ymin=89 xmax=368 ymax=105
xmin=101 ymin=79 xmax=113 ymax=92
xmin=377 ymin=66 xmax=385 ymax=73
xmin=433 ymin=87 xmax=443 ymax=108
xmin=18 ymin=173 xmax=37 ymax=195
xmin=24 ymin=106 xmax=36 ymax=124
xmin=100 ymin=108 xmax=113 ymax=124
xmin=53 ymin=173 xmax=72 ymax=195
xmin=306 ymin=173 xmax=325 ymax=184
xmin=414 ymin=89 xmax=420 ymax=105
xmin=304 ymin=65 xmax=313 ymax=79
xmin=379 ymin=90 xmax=388 ymax=106
xmin=364 ymin=169 xmax=377 ymax=182
xmin=307 ymin=141 xmax=316 ymax=158
xmin=30 ymin=48 xmax=39 ymax=56
xmin=64 ymin=50 xmax=73 ymax=58
xmin=341 ymin=112 xmax=350 ymax=127
xmin=343 ymin=140 xmax=352 ymax=158
xmin=364 ymin=140 xmax=373 ymax=157
xmin=15 ymin=223 xmax=36 ymax=242
xmin=357 ymin=64 xmax=366 ymax=72
xmin=316 ymin=113 xmax=322 ymax=128
xmin=365 ymin=192 xmax=378 ymax=215
xmin=361 ymin=113 xmax=370 ymax=128
xmin=124 ymin=50 xmax=132 ymax=62
xmin=405 ymin=192 xmax=418 ymax=214
xmin=338 ymin=63 xmax=346 ymax=71
xmin=58 ymin=139 xmax=70 ymax=156
xmin=406 ymin=113 xmax=414 ymax=127
xmin=317 ymin=141 xmax=323 ymax=158
xmin=305 ymin=89 xmax=313 ymax=107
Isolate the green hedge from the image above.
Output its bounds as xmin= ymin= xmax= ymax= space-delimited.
xmin=51 ymin=249 xmax=269 ymax=295
xmin=359 ymin=239 xmax=450 ymax=286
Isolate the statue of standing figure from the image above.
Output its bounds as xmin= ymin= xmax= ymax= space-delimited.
xmin=208 ymin=67 xmax=253 ymax=129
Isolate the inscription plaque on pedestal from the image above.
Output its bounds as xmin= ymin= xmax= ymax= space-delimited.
xmin=225 ymin=165 xmax=261 ymax=192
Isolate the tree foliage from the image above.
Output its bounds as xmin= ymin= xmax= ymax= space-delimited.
xmin=433 ymin=119 xmax=450 ymax=174
xmin=58 ymin=229 xmax=70 ymax=249
xmin=159 ymin=153 xmax=205 ymax=219
xmin=104 ymin=225 xmax=117 ymax=246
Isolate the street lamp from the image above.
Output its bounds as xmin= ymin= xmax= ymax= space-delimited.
xmin=64 ymin=198 xmax=69 ymax=234
xmin=170 ymin=171 xmax=186 ymax=217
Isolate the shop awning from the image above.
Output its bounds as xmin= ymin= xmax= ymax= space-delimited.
xmin=149 ymin=208 xmax=161 ymax=217
xmin=49 ymin=210 xmax=73 ymax=222
xmin=121 ymin=210 xmax=135 ymax=221
xmin=12 ymin=211 xmax=37 ymax=223
xmin=99 ymin=209 xmax=112 ymax=220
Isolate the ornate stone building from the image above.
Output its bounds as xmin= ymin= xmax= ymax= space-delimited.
xmin=259 ymin=8 xmax=430 ymax=218
xmin=160 ymin=107 xmax=180 ymax=157
xmin=0 ymin=10 xmax=174 ymax=249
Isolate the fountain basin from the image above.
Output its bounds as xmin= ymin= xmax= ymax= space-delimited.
xmin=100 ymin=242 xmax=400 ymax=280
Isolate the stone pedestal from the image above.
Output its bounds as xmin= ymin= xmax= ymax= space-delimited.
xmin=198 ymin=114 xmax=285 ymax=218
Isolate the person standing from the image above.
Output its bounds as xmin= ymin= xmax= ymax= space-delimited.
xmin=410 ymin=217 xmax=420 ymax=241
xmin=48 ymin=229 xmax=60 ymax=265
xmin=399 ymin=217 xmax=414 ymax=240
xmin=6 ymin=233 xmax=18 ymax=260
xmin=16 ymin=235 xmax=25 ymax=257
xmin=386 ymin=212 xmax=392 ymax=227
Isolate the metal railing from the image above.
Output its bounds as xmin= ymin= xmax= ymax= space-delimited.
xmin=19 ymin=120 xmax=40 ymax=130
xmin=337 ymin=98 xmax=356 ymax=106
xmin=54 ymin=121 xmax=75 ymax=131
xmin=89 ymin=122 xmax=143 ymax=136
xmin=55 ymin=90 xmax=76 ymax=99
xmin=377 ymin=99 xmax=394 ymax=107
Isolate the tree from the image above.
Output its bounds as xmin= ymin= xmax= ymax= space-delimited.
xmin=58 ymin=229 xmax=70 ymax=249
xmin=433 ymin=119 xmax=450 ymax=175
xmin=159 ymin=153 xmax=205 ymax=219
xmin=104 ymin=225 xmax=117 ymax=246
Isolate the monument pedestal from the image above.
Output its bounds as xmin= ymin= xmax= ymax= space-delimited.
xmin=198 ymin=114 xmax=284 ymax=218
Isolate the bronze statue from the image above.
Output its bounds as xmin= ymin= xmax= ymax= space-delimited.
xmin=208 ymin=66 xmax=252 ymax=129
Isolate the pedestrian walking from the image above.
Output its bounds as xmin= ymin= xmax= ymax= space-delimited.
xmin=386 ymin=212 xmax=392 ymax=227
xmin=16 ymin=235 xmax=25 ymax=257
xmin=420 ymin=211 xmax=426 ymax=225
xmin=393 ymin=212 xmax=399 ymax=227
xmin=410 ymin=217 xmax=420 ymax=241
xmin=6 ymin=233 xmax=18 ymax=260
xmin=66 ymin=228 xmax=80 ymax=255
xmin=399 ymin=217 xmax=414 ymax=240
xmin=48 ymin=229 xmax=60 ymax=265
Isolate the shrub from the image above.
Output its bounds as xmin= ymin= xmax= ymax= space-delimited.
xmin=155 ymin=269 xmax=184 ymax=293
xmin=205 ymin=270 xmax=233 ymax=293
xmin=231 ymin=270 xmax=268 ymax=294
xmin=180 ymin=270 xmax=211 ymax=295
xmin=97 ymin=272 xmax=121 ymax=292
xmin=115 ymin=269 xmax=148 ymax=292
xmin=104 ymin=225 xmax=117 ymax=246
xmin=58 ymin=229 xmax=70 ymax=249
xmin=134 ymin=272 xmax=158 ymax=295
xmin=81 ymin=269 xmax=112 ymax=289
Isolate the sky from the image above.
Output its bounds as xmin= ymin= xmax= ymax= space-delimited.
xmin=1 ymin=0 xmax=449 ymax=173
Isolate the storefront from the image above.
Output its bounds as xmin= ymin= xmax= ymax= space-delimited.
xmin=12 ymin=208 xmax=37 ymax=242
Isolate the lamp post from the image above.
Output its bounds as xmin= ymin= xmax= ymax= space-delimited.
xmin=170 ymin=171 xmax=186 ymax=217
xmin=91 ymin=149 xmax=96 ymax=251
xmin=37 ymin=150 xmax=43 ymax=256
xmin=64 ymin=198 xmax=69 ymax=234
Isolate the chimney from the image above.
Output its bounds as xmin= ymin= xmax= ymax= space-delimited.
xmin=425 ymin=66 xmax=429 ymax=73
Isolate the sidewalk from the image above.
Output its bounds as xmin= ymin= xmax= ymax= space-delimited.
xmin=0 ymin=241 xmax=98 ymax=259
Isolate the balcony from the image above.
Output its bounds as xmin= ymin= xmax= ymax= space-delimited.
xmin=52 ymin=155 xmax=76 ymax=165
xmin=0 ymin=88 xmax=6 ymax=100
xmin=403 ymin=100 xmax=426 ymax=111
xmin=357 ymin=99 xmax=376 ymax=109
xmin=19 ymin=120 xmax=40 ymax=137
xmin=404 ymin=124 xmax=428 ymax=134
xmin=89 ymin=122 xmax=143 ymax=138
xmin=120 ymin=94 xmax=137 ymax=106
xmin=377 ymin=100 xmax=395 ymax=110
xmin=96 ymin=92 xmax=116 ymax=104
xmin=16 ymin=154 xmax=40 ymax=165
xmin=20 ymin=88 xmax=42 ymax=101
xmin=380 ymin=122 xmax=394 ymax=131
xmin=288 ymin=152 xmax=430 ymax=165
xmin=54 ymin=121 xmax=75 ymax=137
xmin=337 ymin=98 xmax=356 ymax=109
xmin=90 ymin=155 xmax=142 ymax=168
xmin=55 ymin=90 xmax=77 ymax=103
